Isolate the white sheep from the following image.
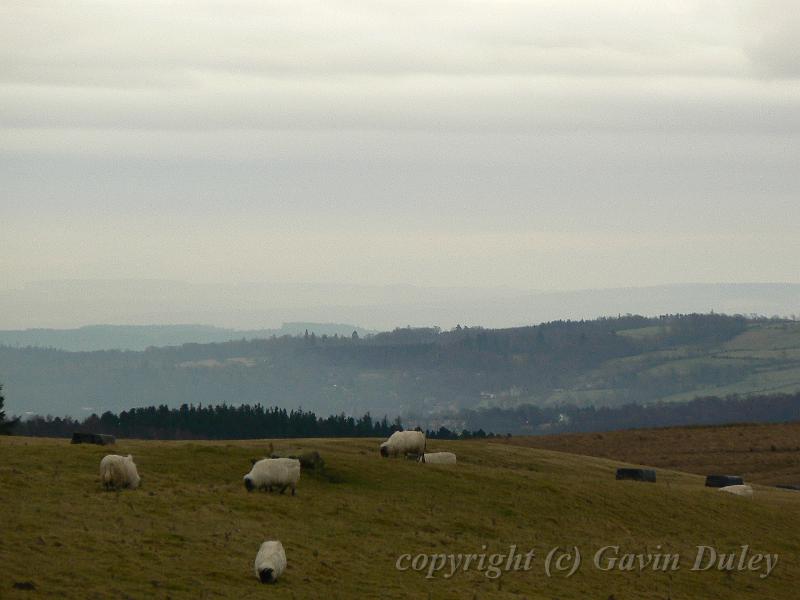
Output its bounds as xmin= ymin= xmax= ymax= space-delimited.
xmin=254 ymin=540 xmax=287 ymax=584
xmin=379 ymin=430 xmax=426 ymax=458
xmin=719 ymin=484 xmax=753 ymax=497
xmin=99 ymin=454 xmax=141 ymax=490
xmin=244 ymin=458 xmax=300 ymax=495
xmin=418 ymin=451 xmax=456 ymax=464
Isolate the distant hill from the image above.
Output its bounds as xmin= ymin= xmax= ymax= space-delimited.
xmin=0 ymin=322 xmax=373 ymax=352
xmin=3 ymin=313 xmax=800 ymax=418
xmin=1 ymin=280 xmax=798 ymax=331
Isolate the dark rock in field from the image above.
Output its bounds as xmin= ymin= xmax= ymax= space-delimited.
xmin=71 ymin=432 xmax=115 ymax=445
xmin=705 ymin=475 xmax=744 ymax=488
xmin=269 ymin=449 xmax=325 ymax=471
xmin=13 ymin=581 xmax=36 ymax=590
xmin=616 ymin=468 xmax=656 ymax=483
xmin=775 ymin=484 xmax=800 ymax=491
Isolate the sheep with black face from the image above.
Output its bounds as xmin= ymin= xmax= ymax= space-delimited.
xmin=244 ymin=458 xmax=300 ymax=495
xmin=379 ymin=430 xmax=425 ymax=458
xmin=254 ymin=540 xmax=287 ymax=584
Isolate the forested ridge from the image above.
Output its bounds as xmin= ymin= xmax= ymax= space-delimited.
xmin=3 ymin=313 xmax=800 ymax=419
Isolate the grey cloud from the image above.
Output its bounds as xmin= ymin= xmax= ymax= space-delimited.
xmin=1 ymin=1 xmax=798 ymax=300
xmin=1 ymin=2 xmax=795 ymax=135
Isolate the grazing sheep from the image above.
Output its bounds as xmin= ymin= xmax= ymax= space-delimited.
xmin=418 ymin=451 xmax=456 ymax=464
xmin=244 ymin=458 xmax=300 ymax=495
xmin=379 ymin=430 xmax=426 ymax=458
xmin=99 ymin=454 xmax=141 ymax=490
xmin=254 ymin=540 xmax=287 ymax=584
xmin=719 ymin=484 xmax=754 ymax=497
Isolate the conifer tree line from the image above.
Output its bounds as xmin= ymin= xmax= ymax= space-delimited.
xmin=8 ymin=399 xmax=503 ymax=440
xmin=15 ymin=404 xmax=401 ymax=440
xmin=0 ymin=383 xmax=20 ymax=434
xmin=10 ymin=392 xmax=800 ymax=439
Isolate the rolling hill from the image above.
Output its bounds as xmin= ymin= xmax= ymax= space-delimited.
xmin=3 ymin=315 xmax=800 ymax=420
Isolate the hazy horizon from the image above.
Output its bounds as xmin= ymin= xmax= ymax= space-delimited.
xmin=1 ymin=279 xmax=797 ymax=331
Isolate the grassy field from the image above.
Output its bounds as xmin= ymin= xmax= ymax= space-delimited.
xmin=494 ymin=422 xmax=800 ymax=487
xmin=2 ymin=435 xmax=800 ymax=599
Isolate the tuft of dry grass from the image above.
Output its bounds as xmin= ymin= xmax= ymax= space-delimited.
xmin=1 ymin=435 xmax=799 ymax=599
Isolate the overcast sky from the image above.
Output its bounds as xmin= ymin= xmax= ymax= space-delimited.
xmin=2 ymin=1 xmax=799 ymax=295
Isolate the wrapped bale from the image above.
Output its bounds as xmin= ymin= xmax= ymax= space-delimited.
xmin=616 ymin=468 xmax=656 ymax=483
xmin=72 ymin=432 xmax=115 ymax=445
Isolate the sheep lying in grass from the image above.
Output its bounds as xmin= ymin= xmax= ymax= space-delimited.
xmin=719 ymin=484 xmax=754 ymax=497
xmin=418 ymin=451 xmax=456 ymax=464
xmin=244 ymin=458 xmax=300 ymax=495
xmin=254 ymin=540 xmax=287 ymax=584
xmin=380 ymin=430 xmax=426 ymax=458
xmin=99 ymin=454 xmax=141 ymax=490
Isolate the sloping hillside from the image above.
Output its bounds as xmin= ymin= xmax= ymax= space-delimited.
xmin=3 ymin=315 xmax=800 ymax=418
xmin=561 ymin=320 xmax=800 ymax=406
xmin=1 ymin=436 xmax=799 ymax=599
xmin=493 ymin=422 xmax=800 ymax=487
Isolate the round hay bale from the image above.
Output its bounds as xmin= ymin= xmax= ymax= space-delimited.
xmin=705 ymin=475 xmax=744 ymax=488
xmin=616 ymin=468 xmax=656 ymax=483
